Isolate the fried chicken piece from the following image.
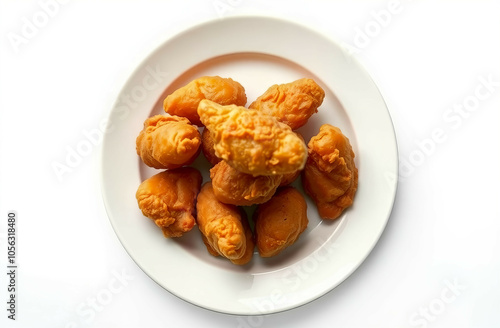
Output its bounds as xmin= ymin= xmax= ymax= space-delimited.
xmin=136 ymin=115 xmax=201 ymax=169
xmin=136 ymin=168 xmax=202 ymax=238
xmin=200 ymin=220 xmax=254 ymax=266
xmin=164 ymin=76 xmax=247 ymax=126
xmin=197 ymin=99 xmax=307 ymax=176
xmin=302 ymin=124 xmax=358 ymax=220
xmin=201 ymin=127 xmax=221 ymax=166
xmin=254 ymin=187 xmax=308 ymax=257
xmin=249 ymin=78 xmax=325 ymax=130
xmin=278 ymin=133 xmax=304 ymax=186
xmin=196 ymin=182 xmax=254 ymax=265
xmin=279 ymin=170 xmax=301 ymax=186
xmin=210 ymin=160 xmax=282 ymax=206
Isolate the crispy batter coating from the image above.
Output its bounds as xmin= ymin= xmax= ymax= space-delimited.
xmin=201 ymin=127 xmax=221 ymax=166
xmin=197 ymin=99 xmax=307 ymax=176
xmin=279 ymin=170 xmax=301 ymax=186
xmin=302 ymin=124 xmax=358 ymax=220
xmin=136 ymin=115 xmax=201 ymax=169
xmin=136 ymin=168 xmax=202 ymax=238
xmin=200 ymin=220 xmax=254 ymax=266
xmin=196 ymin=182 xmax=254 ymax=265
xmin=210 ymin=160 xmax=282 ymax=206
xmin=254 ymin=187 xmax=308 ymax=257
xmin=278 ymin=133 xmax=304 ymax=186
xmin=249 ymin=78 xmax=325 ymax=130
xmin=163 ymin=76 xmax=247 ymax=126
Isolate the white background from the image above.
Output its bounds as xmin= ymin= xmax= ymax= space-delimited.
xmin=1 ymin=0 xmax=499 ymax=327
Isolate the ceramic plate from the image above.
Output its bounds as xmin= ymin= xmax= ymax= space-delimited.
xmin=101 ymin=16 xmax=398 ymax=315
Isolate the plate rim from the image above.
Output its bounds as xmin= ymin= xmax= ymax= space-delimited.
xmin=100 ymin=14 xmax=399 ymax=315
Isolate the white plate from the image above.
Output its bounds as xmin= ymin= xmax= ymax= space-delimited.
xmin=101 ymin=16 xmax=398 ymax=315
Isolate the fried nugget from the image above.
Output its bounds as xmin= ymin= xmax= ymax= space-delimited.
xmin=197 ymin=99 xmax=307 ymax=176
xmin=136 ymin=168 xmax=202 ymax=238
xmin=249 ymin=78 xmax=325 ymax=130
xmin=196 ymin=182 xmax=254 ymax=265
xmin=201 ymin=127 xmax=221 ymax=166
xmin=164 ymin=76 xmax=247 ymax=126
xmin=254 ymin=187 xmax=308 ymax=257
xmin=279 ymin=170 xmax=301 ymax=186
xmin=136 ymin=115 xmax=201 ymax=169
xmin=210 ymin=160 xmax=282 ymax=206
xmin=302 ymin=124 xmax=358 ymax=220
xmin=278 ymin=132 xmax=304 ymax=186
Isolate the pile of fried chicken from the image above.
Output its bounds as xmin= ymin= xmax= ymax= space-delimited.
xmin=135 ymin=76 xmax=358 ymax=265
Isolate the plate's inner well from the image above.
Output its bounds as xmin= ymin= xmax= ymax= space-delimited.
xmin=139 ymin=52 xmax=357 ymax=274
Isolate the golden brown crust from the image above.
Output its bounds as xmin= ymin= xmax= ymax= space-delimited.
xmin=254 ymin=187 xmax=308 ymax=257
xmin=136 ymin=168 xmax=202 ymax=237
xmin=197 ymin=99 xmax=307 ymax=176
xmin=249 ymin=78 xmax=324 ymax=130
xmin=201 ymin=127 xmax=221 ymax=166
xmin=302 ymin=124 xmax=358 ymax=220
xmin=210 ymin=161 xmax=282 ymax=206
xmin=279 ymin=170 xmax=301 ymax=186
xmin=196 ymin=182 xmax=254 ymax=265
xmin=136 ymin=115 xmax=201 ymax=169
xmin=278 ymin=133 xmax=304 ymax=186
xmin=163 ymin=76 xmax=247 ymax=126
